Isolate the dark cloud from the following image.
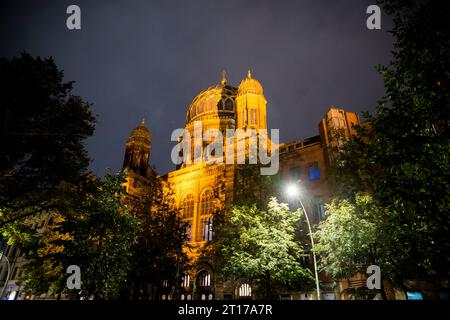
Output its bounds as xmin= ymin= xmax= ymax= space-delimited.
xmin=0 ymin=0 xmax=393 ymax=175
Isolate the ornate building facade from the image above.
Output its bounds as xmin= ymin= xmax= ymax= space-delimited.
xmin=121 ymin=71 xmax=360 ymax=300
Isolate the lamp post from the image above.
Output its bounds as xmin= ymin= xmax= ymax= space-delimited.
xmin=286 ymin=183 xmax=321 ymax=300
xmin=0 ymin=252 xmax=11 ymax=300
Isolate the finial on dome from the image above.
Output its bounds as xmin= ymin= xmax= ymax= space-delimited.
xmin=247 ymin=69 xmax=252 ymax=78
xmin=221 ymin=70 xmax=227 ymax=86
xmin=140 ymin=118 xmax=145 ymax=126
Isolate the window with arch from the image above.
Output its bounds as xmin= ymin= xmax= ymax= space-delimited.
xmin=199 ymin=189 xmax=214 ymax=216
xmin=239 ymin=283 xmax=252 ymax=297
xmin=181 ymin=274 xmax=190 ymax=288
xmin=197 ymin=270 xmax=211 ymax=287
xmin=225 ymin=98 xmax=234 ymax=111
xmin=199 ymin=189 xmax=214 ymax=241
xmin=200 ymin=217 xmax=213 ymax=241
xmin=180 ymin=194 xmax=194 ymax=218
xmin=181 ymin=194 xmax=194 ymax=241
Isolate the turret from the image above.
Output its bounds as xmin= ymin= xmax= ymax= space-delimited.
xmin=236 ymin=70 xmax=267 ymax=131
xmin=123 ymin=118 xmax=152 ymax=176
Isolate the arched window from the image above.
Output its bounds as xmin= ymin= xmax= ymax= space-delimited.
xmin=225 ymin=98 xmax=234 ymax=111
xmin=199 ymin=189 xmax=214 ymax=216
xmin=180 ymin=194 xmax=194 ymax=241
xmin=181 ymin=274 xmax=190 ymax=288
xmin=180 ymin=194 xmax=194 ymax=218
xmin=217 ymin=99 xmax=224 ymax=110
xmin=197 ymin=270 xmax=211 ymax=287
xmin=239 ymin=283 xmax=252 ymax=297
xmin=200 ymin=217 xmax=213 ymax=241
xmin=199 ymin=189 xmax=214 ymax=241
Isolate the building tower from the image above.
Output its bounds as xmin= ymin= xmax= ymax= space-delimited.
xmin=236 ymin=70 xmax=267 ymax=131
xmin=123 ymin=118 xmax=152 ymax=176
xmin=318 ymin=107 xmax=359 ymax=166
xmin=183 ymin=71 xmax=238 ymax=167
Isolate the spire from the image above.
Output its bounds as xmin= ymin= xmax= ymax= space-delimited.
xmin=221 ymin=70 xmax=227 ymax=86
xmin=123 ymin=117 xmax=152 ymax=175
xmin=247 ymin=69 xmax=252 ymax=79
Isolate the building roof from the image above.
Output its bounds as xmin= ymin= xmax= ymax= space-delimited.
xmin=186 ymin=84 xmax=237 ymax=125
xmin=128 ymin=118 xmax=151 ymax=144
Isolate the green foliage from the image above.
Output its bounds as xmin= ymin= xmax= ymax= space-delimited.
xmin=21 ymin=171 xmax=139 ymax=299
xmin=0 ymin=52 xmax=95 ymax=229
xmin=20 ymin=213 xmax=72 ymax=297
xmin=0 ymin=210 xmax=35 ymax=247
xmin=315 ymin=194 xmax=380 ymax=279
xmin=216 ymin=198 xmax=313 ymax=299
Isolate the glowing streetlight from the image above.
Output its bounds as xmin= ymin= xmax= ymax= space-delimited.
xmin=286 ymin=184 xmax=300 ymax=198
xmin=286 ymin=183 xmax=321 ymax=300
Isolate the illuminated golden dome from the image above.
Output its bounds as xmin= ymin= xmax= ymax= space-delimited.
xmin=186 ymin=81 xmax=237 ymax=124
xmin=129 ymin=118 xmax=151 ymax=143
xmin=238 ymin=70 xmax=263 ymax=96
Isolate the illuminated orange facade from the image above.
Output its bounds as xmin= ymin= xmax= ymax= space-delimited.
xmin=122 ymin=71 xmax=360 ymax=300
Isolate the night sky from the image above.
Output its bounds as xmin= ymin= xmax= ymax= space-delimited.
xmin=0 ymin=0 xmax=394 ymax=176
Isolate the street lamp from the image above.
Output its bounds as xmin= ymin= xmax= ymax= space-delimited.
xmin=286 ymin=183 xmax=321 ymax=300
xmin=0 ymin=252 xmax=11 ymax=300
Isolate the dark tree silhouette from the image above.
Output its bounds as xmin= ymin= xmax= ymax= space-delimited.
xmin=0 ymin=52 xmax=96 ymax=229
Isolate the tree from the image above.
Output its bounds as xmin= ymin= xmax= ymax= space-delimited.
xmin=124 ymin=172 xmax=190 ymax=300
xmin=215 ymin=198 xmax=313 ymax=299
xmin=18 ymin=213 xmax=73 ymax=297
xmin=314 ymin=194 xmax=380 ymax=279
xmin=21 ymin=171 xmax=139 ymax=299
xmin=0 ymin=52 xmax=96 ymax=229
xmin=325 ymin=0 xmax=449 ymax=286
